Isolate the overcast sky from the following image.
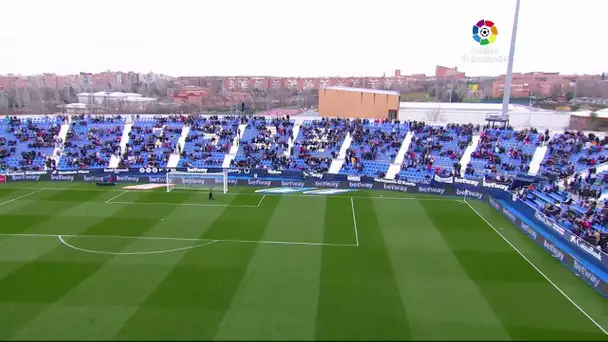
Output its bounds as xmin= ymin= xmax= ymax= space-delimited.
xmin=0 ymin=0 xmax=604 ymax=77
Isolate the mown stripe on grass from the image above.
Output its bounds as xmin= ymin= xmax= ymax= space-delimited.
xmin=419 ymin=200 xmax=607 ymax=340
xmin=213 ymin=195 xmax=327 ymax=340
xmin=315 ymin=195 xmax=412 ymax=340
xmin=0 ymin=190 xmax=199 ymax=340
xmin=115 ymin=193 xmax=281 ymax=340
xmin=468 ymin=200 xmax=608 ymax=332
xmin=373 ymin=199 xmax=510 ymax=340
xmin=7 ymin=192 xmax=232 ymax=340
xmin=0 ymin=189 xmax=110 ymax=235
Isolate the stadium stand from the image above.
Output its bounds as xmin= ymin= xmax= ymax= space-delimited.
xmin=59 ymin=115 xmax=123 ymax=170
xmin=120 ymin=116 xmax=182 ymax=168
xmin=178 ymin=115 xmax=243 ymax=168
xmin=0 ymin=115 xmax=65 ymax=172
xmin=468 ymin=127 xmax=541 ymax=179
xmin=231 ymin=116 xmax=294 ymax=170
xmin=399 ymin=123 xmax=476 ymax=183
xmin=290 ymin=118 xmax=350 ymax=173
xmin=538 ymin=131 xmax=608 ymax=179
xmin=341 ymin=119 xmax=408 ymax=178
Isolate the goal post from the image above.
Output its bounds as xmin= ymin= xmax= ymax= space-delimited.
xmin=166 ymin=170 xmax=229 ymax=193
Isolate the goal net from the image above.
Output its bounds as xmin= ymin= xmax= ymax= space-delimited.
xmin=166 ymin=170 xmax=229 ymax=193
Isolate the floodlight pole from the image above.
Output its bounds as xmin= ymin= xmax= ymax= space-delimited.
xmin=501 ymin=0 xmax=521 ymax=119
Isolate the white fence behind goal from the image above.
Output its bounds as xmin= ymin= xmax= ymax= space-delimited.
xmin=166 ymin=171 xmax=229 ymax=193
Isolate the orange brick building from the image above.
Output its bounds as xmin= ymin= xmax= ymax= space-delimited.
xmin=319 ymin=86 xmax=400 ymax=119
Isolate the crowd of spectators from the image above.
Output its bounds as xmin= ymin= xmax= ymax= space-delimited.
xmin=540 ymin=131 xmax=608 ymax=180
xmin=342 ymin=119 xmax=407 ymax=177
xmin=60 ymin=115 xmax=123 ymax=170
xmin=231 ymin=116 xmax=294 ymax=170
xmin=399 ymin=122 xmax=476 ymax=182
xmin=178 ymin=115 xmax=243 ymax=168
xmin=0 ymin=115 xmax=65 ymax=172
xmin=519 ymin=182 xmax=608 ymax=253
xmin=468 ymin=127 xmax=540 ymax=178
xmin=120 ymin=115 xmax=182 ymax=168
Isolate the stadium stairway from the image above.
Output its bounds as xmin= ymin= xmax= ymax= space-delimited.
xmin=527 ymin=145 xmax=548 ymax=176
xmin=328 ymin=132 xmax=352 ymax=174
xmin=48 ymin=121 xmax=71 ymax=169
xmin=167 ymin=125 xmax=190 ymax=168
xmin=385 ymin=131 xmax=414 ymax=179
xmin=459 ymin=132 xmax=482 ymax=175
xmin=222 ymin=123 xmax=247 ymax=168
xmin=109 ymin=122 xmax=133 ymax=168
xmin=284 ymin=123 xmax=301 ymax=157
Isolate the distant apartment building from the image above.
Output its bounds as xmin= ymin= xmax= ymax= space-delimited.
xmin=168 ymin=86 xmax=209 ymax=106
xmin=0 ymin=75 xmax=30 ymax=90
xmin=492 ymin=72 xmax=580 ymax=98
xmin=435 ymin=66 xmax=466 ymax=80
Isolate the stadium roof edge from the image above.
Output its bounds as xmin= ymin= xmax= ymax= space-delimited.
xmin=322 ymin=86 xmax=400 ymax=96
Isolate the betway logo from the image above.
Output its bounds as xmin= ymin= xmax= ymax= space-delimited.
xmin=83 ymin=175 xmax=106 ymax=182
xmin=502 ymin=208 xmax=516 ymax=224
xmin=418 ymin=187 xmax=445 ymax=195
xmin=281 ymin=181 xmax=305 ymax=188
xmin=482 ymin=179 xmax=509 ymax=191
xmin=116 ymin=176 xmax=140 ymax=183
xmin=182 ymin=178 xmax=207 ymax=184
xmin=187 ymin=168 xmax=208 ymax=173
xmin=573 ymin=260 xmax=601 ymax=288
xmin=314 ymin=181 xmax=340 ymax=188
xmin=248 ymin=179 xmax=272 ymax=187
xmin=307 ymin=173 xmax=323 ymax=179
xmin=534 ymin=212 xmax=566 ymax=236
xmin=454 ymin=177 xmax=479 ymax=186
xmin=11 ymin=175 xmax=41 ymax=181
xmin=570 ymin=236 xmax=603 ymax=261
xmin=543 ymin=239 xmax=564 ymax=261
xmin=456 ymin=189 xmax=483 ymax=199
xmin=350 ymin=182 xmax=373 ymax=189
xmin=216 ymin=178 xmax=238 ymax=185
xmin=520 ymin=222 xmax=538 ymax=240
xmin=267 ymin=170 xmax=282 ymax=175
xmin=489 ymin=198 xmax=500 ymax=211
xmin=148 ymin=176 xmax=165 ymax=183
xmin=383 ymin=184 xmax=408 ymax=192
xmin=50 ymin=174 xmax=74 ymax=182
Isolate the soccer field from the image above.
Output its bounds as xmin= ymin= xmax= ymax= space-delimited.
xmin=0 ymin=182 xmax=606 ymax=340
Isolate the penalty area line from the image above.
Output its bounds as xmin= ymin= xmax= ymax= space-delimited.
xmin=0 ymin=232 xmax=357 ymax=248
xmin=463 ymin=200 xmax=608 ymax=336
xmin=0 ymin=189 xmax=44 ymax=206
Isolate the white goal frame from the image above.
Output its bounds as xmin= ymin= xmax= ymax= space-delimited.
xmin=166 ymin=170 xmax=229 ymax=193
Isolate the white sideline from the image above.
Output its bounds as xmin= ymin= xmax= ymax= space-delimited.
xmin=462 ymin=200 xmax=608 ymax=336
xmin=105 ymin=191 xmax=127 ymax=203
xmin=0 ymin=189 xmax=44 ymax=206
xmin=0 ymin=232 xmax=356 ymax=248
xmin=351 ymin=197 xmax=360 ymax=247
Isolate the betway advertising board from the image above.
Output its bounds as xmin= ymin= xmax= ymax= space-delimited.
xmin=1 ymin=169 xmax=489 ymax=201
xmin=489 ymin=197 xmax=608 ymax=297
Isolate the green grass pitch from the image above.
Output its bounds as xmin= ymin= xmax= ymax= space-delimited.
xmin=0 ymin=182 xmax=606 ymax=340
